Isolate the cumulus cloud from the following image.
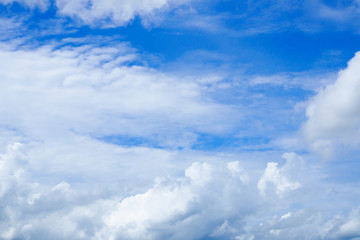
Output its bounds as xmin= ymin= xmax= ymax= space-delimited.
xmin=0 ymin=143 xmax=307 ymax=240
xmin=1 ymin=142 xmax=252 ymax=239
xmin=100 ymin=161 xmax=255 ymax=240
xmin=1 ymin=143 xmax=358 ymax=239
xmin=303 ymin=52 xmax=360 ymax=156
xmin=0 ymin=143 xmax=28 ymax=199
xmin=257 ymin=152 xmax=302 ymax=196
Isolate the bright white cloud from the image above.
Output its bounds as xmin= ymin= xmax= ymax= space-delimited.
xmin=1 ymin=142 xmax=244 ymax=239
xmin=0 ymin=41 xmax=237 ymax=148
xmin=0 ymin=142 xmax=282 ymax=240
xmin=1 ymin=142 xmax=358 ymax=239
xmin=100 ymin=161 xmax=255 ymax=239
xmin=257 ymin=152 xmax=302 ymax=196
xmin=303 ymin=51 xmax=360 ymax=156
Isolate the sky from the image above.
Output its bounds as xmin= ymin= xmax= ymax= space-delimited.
xmin=1 ymin=0 xmax=360 ymax=239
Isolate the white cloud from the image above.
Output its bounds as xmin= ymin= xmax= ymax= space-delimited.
xmin=0 ymin=139 xmax=359 ymax=239
xmin=0 ymin=0 xmax=192 ymax=27
xmin=0 ymin=141 xmax=258 ymax=239
xmin=303 ymin=52 xmax=360 ymax=156
xmin=100 ymin=161 xmax=255 ymax=239
xmin=55 ymin=0 xmax=190 ymax=26
xmin=0 ymin=38 xmax=259 ymax=239
xmin=0 ymin=143 xmax=29 ymax=200
xmin=0 ymin=6 xmax=359 ymax=239
xmin=257 ymin=152 xmax=302 ymax=196
xmin=0 ymin=41 xmax=237 ymax=148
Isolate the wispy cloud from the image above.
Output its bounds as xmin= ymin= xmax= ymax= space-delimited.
xmin=0 ymin=41 xmax=240 ymax=149
xmin=0 ymin=0 xmax=48 ymax=10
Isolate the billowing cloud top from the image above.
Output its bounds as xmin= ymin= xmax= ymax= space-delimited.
xmin=304 ymin=52 xmax=360 ymax=157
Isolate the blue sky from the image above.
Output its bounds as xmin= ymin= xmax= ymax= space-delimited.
xmin=1 ymin=0 xmax=360 ymax=239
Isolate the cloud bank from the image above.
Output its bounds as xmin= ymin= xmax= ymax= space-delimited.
xmin=1 ymin=142 xmax=359 ymax=239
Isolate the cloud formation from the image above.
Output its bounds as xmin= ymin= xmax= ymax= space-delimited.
xmin=303 ymin=51 xmax=360 ymax=156
xmin=1 ymin=143 xmax=359 ymax=239
xmin=257 ymin=152 xmax=302 ymax=196
xmin=0 ymin=41 xmax=236 ymax=148
xmin=100 ymin=161 xmax=254 ymax=239
xmin=1 ymin=1 xmax=360 ymax=239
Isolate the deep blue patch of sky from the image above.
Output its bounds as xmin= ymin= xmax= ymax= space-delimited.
xmin=192 ymin=133 xmax=272 ymax=152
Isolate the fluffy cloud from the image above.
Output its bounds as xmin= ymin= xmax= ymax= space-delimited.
xmin=100 ymin=161 xmax=254 ymax=239
xmin=0 ymin=144 xmax=310 ymax=240
xmin=0 ymin=143 xmax=28 ymax=200
xmin=1 ymin=144 xmax=358 ymax=239
xmin=257 ymin=152 xmax=302 ymax=196
xmin=303 ymin=52 xmax=360 ymax=156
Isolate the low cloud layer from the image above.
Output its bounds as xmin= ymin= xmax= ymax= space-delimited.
xmin=1 ymin=142 xmax=359 ymax=239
